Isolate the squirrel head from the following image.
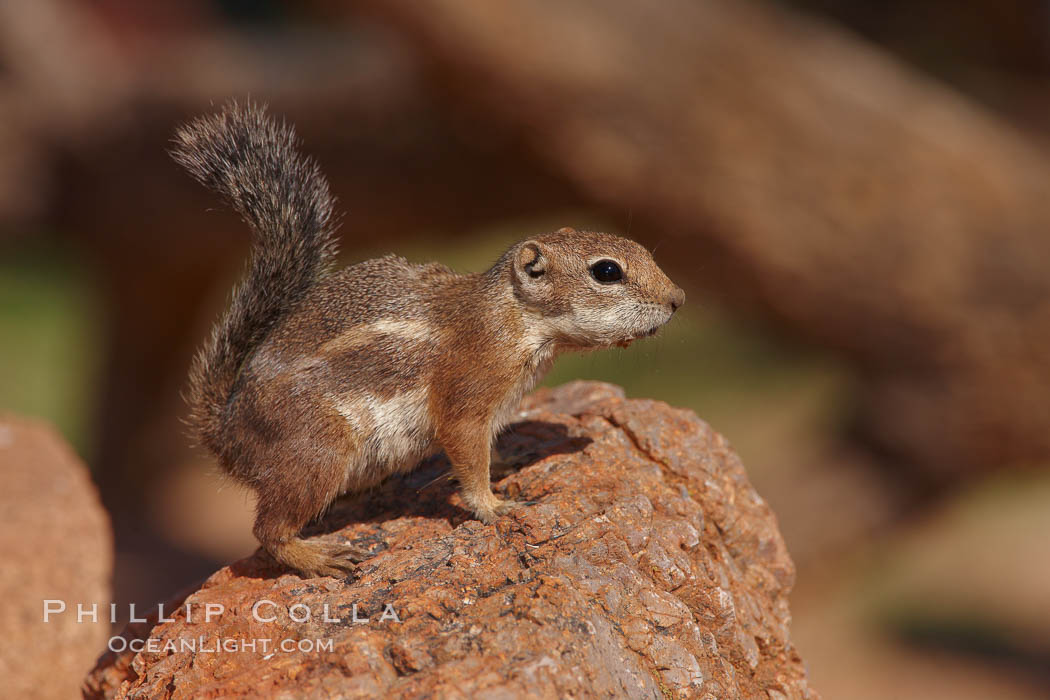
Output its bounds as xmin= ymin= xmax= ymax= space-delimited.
xmin=507 ymin=227 xmax=685 ymax=348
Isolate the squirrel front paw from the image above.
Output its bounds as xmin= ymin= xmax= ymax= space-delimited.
xmin=471 ymin=495 xmax=535 ymax=524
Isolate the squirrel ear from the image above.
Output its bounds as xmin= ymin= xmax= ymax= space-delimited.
xmin=514 ymin=241 xmax=548 ymax=281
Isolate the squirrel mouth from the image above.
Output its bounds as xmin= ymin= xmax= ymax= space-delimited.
xmin=616 ymin=324 xmax=663 ymax=348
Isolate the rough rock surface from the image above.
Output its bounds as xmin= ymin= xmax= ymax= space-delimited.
xmin=84 ymin=382 xmax=816 ymax=699
xmin=0 ymin=415 xmax=112 ymax=700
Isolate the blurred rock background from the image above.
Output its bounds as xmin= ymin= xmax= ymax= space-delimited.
xmin=1 ymin=0 xmax=1048 ymax=697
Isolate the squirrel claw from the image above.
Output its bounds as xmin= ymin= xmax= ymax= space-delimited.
xmin=309 ymin=541 xmax=373 ymax=579
xmin=478 ymin=497 xmax=536 ymax=522
xmin=338 ymin=542 xmax=375 ymax=564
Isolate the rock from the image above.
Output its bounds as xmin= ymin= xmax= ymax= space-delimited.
xmin=0 ymin=416 xmax=112 ymax=700
xmin=84 ymin=382 xmax=816 ymax=699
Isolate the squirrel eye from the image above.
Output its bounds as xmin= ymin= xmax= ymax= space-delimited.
xmin=590 ymin=259 xmax=623 ymax=284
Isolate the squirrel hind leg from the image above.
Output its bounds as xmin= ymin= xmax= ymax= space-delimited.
xmin=264 ymin=535 xmax=369 ymax=579
xmin=244 ymin=399 xmax=370 ymax=577
xmin=253 ymin=504 xmax=374 ymax=579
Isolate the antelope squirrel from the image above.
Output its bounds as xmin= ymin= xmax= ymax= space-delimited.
xmin=173 ymin=102 xmax=685 ymax=578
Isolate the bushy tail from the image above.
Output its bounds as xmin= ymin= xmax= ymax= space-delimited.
xmin=172 ymin=101 xmax=338 ymax=453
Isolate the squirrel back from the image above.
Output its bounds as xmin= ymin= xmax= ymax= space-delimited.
xmin=171 ymin=102 xmax=338 ymax=454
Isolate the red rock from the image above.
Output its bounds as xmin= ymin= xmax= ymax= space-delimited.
xmin=84 ymin=382 xmax=816 ymax=699
xmin=0 ymin=416 xmax=112 ymax=700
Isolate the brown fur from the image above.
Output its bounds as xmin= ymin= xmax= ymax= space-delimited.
xmin=177 ymin=103 xmax=685 ymax=577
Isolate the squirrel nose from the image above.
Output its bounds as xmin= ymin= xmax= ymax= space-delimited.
xmin=668 ymin=286 xmax=685 ymax=312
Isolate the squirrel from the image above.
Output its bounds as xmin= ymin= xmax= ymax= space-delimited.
xmin=172 ymin=102 xmax=685 ymax=578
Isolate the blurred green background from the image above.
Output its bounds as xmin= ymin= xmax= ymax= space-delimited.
xmin=0 ymin=243 xmax=103 ymax=452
